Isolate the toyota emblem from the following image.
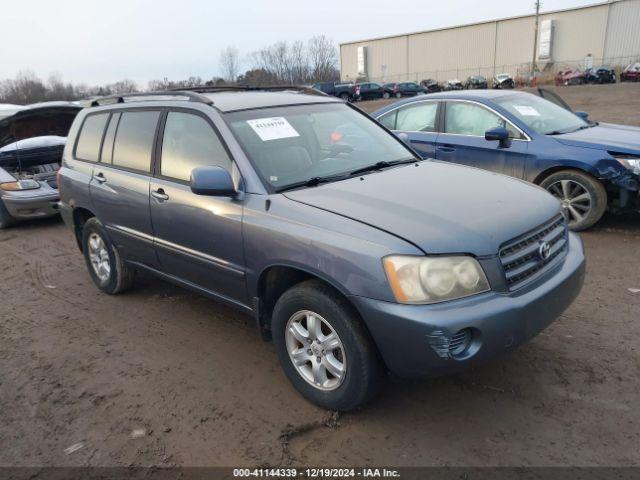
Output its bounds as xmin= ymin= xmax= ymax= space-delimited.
xmin=538 ymin=241 xmax=551 ymax=260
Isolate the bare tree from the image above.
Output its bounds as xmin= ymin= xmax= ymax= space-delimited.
xmin=308 ymin=35 xmax=339 ymax=82
xmin=219 ymin=46 xmax=240 ymax=83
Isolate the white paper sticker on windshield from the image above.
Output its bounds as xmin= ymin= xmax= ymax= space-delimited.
xmin=247 ymin=117 xmax=300 ymax=141
xmin=513 ymin=105 xmax=540 ymax=116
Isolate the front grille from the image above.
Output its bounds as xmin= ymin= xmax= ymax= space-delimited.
xmin=499 ymin=215 xmax=568 ymax=290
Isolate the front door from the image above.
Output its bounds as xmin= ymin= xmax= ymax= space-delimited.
xmin=436 ymin=100 xmax=529 ymax=178
xmin=149 ymin=110 xmax=247 ymax=306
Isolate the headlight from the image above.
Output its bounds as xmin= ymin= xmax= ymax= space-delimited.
xmin=383 ymin=255 xmax=490 ymax=304
xmin=0 ymin=179 xmax=41 ymax=191
xmin=614 ymin=156 xmax=640 ymax=175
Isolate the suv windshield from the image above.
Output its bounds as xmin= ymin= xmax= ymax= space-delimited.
xmin=225 ymin=103 xmax=415 ymax=191
xmin=496 ymin=93 xmax=589 ymax=135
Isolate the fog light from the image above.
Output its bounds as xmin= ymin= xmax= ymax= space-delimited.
xmin=449 ymin=329 xmax=472 ymax=357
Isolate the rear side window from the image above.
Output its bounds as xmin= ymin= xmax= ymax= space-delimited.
xmin=75 ymin=113 xmax=109 ymax=162
xmin=112 ymin=111 xmax=160 ymax=172
xmin=396 ymin=102 xmax=438 ymax=132
xmin=160 ymin=112 xmax=232 ymax=182
xmin=100 ymin=113 xmax=121 ymax=164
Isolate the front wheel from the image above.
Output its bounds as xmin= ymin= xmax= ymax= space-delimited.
xmin=339 ymin=92 xmax=349 ymax=102
xmin=272 ymin=280 xmax=382 ymax=411
xmin=540 ymin=170 xmax=607 ymax=231
xmin=82 ymin=217 xmax=136 ymax=294
xmin=395 ymin=92 xmax=402 ymax=98
xmin=382 ymin=92 xmax=390 ymax=99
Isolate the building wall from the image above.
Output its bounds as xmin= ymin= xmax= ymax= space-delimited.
xmin=604 ymin=0 xmax=640 ymax=63
xmin=340 ymin=0 xmax=640 ymax=83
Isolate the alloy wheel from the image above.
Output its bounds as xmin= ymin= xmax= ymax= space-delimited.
xmin=285 ymin=310 xmax=346 ymax=391
xmin=546 ymin=179 xmax=592 ymax=224
xmin=88 ymin=232 xmax=111 ymax=282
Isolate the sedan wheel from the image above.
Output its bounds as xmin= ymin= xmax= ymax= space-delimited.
xmin=540 ymin=170 xmax=607 ymax=231
xmin=382 ymin=92 xmax=390 ymax=99
xmin=285 ymin=310 xmax=346 ymax=391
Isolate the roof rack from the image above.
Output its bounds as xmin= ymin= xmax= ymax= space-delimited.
xmin=88 ymin=90 xmax=214 ymax=107
xmin=169 ymin=85 xmax=327 ymax=97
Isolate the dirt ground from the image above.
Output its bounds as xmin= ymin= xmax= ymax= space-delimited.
xmin=1 ymin=83 xmax=639 ymax=468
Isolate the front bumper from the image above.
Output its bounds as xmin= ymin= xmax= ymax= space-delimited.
xmin=350 ymin=232 xmax=586 ymax=378
xmin=1 ymin=191 xmax=60 ymax=220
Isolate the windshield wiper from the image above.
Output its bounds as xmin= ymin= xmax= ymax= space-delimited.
xmin=275 ymin=174 xmax=348 ymax=193
xmin=546 ymin=124 xmax=595 ymax=135
xmin=348 ymin=158 xmax=417 ymax=177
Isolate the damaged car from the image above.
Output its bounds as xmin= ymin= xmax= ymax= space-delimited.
xmin=492 ymin=73 xmax=515 ymax=89
xmin=374 ymin=88 xmax=640 ymax=230
xmin=0 ymin=101 xmax=81 ymax=228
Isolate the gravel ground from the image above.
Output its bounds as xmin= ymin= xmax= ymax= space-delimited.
xmin=0 ymin=83 xmax=639 ymax=468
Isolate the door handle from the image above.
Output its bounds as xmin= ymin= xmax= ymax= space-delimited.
xmin=437 ymin=145 xmax=456 ymax=152
xmin=151 ymin=188 xmax=169 ymax=201
xmin=94 ymin=172 xmax=107 ymax=183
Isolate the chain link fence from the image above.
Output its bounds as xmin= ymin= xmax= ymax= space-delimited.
xmin=358 ymin=54 xmax=640 ymax=87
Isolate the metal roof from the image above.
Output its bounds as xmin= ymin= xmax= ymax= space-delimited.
xmin=340 ymin=0 xmax=614 ymax=46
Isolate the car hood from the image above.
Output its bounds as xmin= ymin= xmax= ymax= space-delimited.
xmin=0 ymin=104 xmax=81 ymax=149
xmin=553 ymin=123 xmax=640 ymax=155
xmin=283 ymin=161 xmax=561 ymax=256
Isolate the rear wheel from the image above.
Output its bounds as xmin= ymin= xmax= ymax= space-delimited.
xmin=339 ymin=92 xmax=349 ymax=102
xmin=395 ymin=92 xmax=402 ymax=98
xmin=82 ymin=217 xmax=135 ymax=294
xmin=0 ymin=200 xmax=16 ymax=229
xmin=382 ymin=92 xmax=390 ymax=99
xmin=272 ymin=280 xmax=382 ymax=411
xmin=540 ymin=170 xmax=607 ymax=231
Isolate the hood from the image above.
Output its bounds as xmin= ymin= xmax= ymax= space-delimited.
xmin=554 ymin=123 xmax=640 ymax=155
xmin=284 ymin=161 xmax=560 ymax=256
xmin=0 ymin=103 xmax=81 ymax=149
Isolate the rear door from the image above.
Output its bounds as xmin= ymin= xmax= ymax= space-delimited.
xmin=149 ymin=109 xmax=247 ymax=306
xmin=377 ymin=100 xmax=440 ymax=158
xmin=89 ymin=109 xmax=161 ymax=267
xmin=436 ymin=100 xmax=529 ymax=177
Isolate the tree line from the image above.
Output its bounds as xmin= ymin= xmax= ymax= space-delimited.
xmin=0 ymin=35 xmax=339 ymax=105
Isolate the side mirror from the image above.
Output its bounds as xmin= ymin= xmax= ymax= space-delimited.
xmin=575 ymin=111 xmax=589 ymax=120
xmin=190 ymin=166 xmax=236 ymax=196
xmin=485 ymin=126 xmax=511 ymax=147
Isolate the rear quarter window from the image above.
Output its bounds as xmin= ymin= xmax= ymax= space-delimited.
xmin=75 ymin=113 xmax=109 ymax=162
xmin=112 ymin=111 xmax=160 ymax=172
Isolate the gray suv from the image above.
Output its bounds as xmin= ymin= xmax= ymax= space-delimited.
xmin=59 ymin=87 xmax=586 ymax=410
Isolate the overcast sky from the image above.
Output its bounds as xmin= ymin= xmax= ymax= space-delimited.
xmin=0 ymin=0 xmax=603 ymax=86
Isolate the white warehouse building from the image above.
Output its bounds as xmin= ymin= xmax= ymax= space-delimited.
xmin=339 ymin=0 xmax=640 ymax=84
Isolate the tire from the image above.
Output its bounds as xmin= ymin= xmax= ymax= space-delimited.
xmin=0 ymin=200 xmax=16 ymax=229
xmin=382 ymin=92 xmax=390 ymax=99
xmin=81 ymin=217 xmax=135 ymax=294
xmin=540 ymin=170 xmax=607 ymax=231
xmin=339 ymin=92 xmax=349 ymax=101
xmin=395 ymin=92 xmax=402 ymax=98
xmin=271 ymin=279 xmax=382 ymax=411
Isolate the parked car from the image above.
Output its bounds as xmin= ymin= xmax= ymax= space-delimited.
xmin=420 ymin=78 xmax=442 ymax=93
xmin=373 ymin=89 xmax=640 ymax=230
xmin=354 ymin=82 xmax=393 ymax=101
xmin=620 ymin=62 xmax=640 ymax=82
xmin=492 ymin=73 xmax=515 ymax=89
xmin=383 ymin=82 xmax=426 ymax=98
xmin=0 ymin=101 xmax=82 ymax=228
xmin=58 ymin=87 xmax=585 ymax=410
xmin=464 ymin=75 xmax=488 ymax=89
xmin=555 ymin=69 xmax=585 ymax=86
xmin=584 ymin=67 xmax=616 ymax=84
xmin=443 ymin=79 xmax=463 ymax=90
xmin=311 ymin=82 xmax=358 ymax=102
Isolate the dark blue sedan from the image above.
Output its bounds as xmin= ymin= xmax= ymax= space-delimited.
xmin=373 ymin=89 xmax=640 ymax=230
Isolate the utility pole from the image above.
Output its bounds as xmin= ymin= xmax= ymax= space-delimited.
xmin=531 ymin=0 xmax=541 ymax=79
